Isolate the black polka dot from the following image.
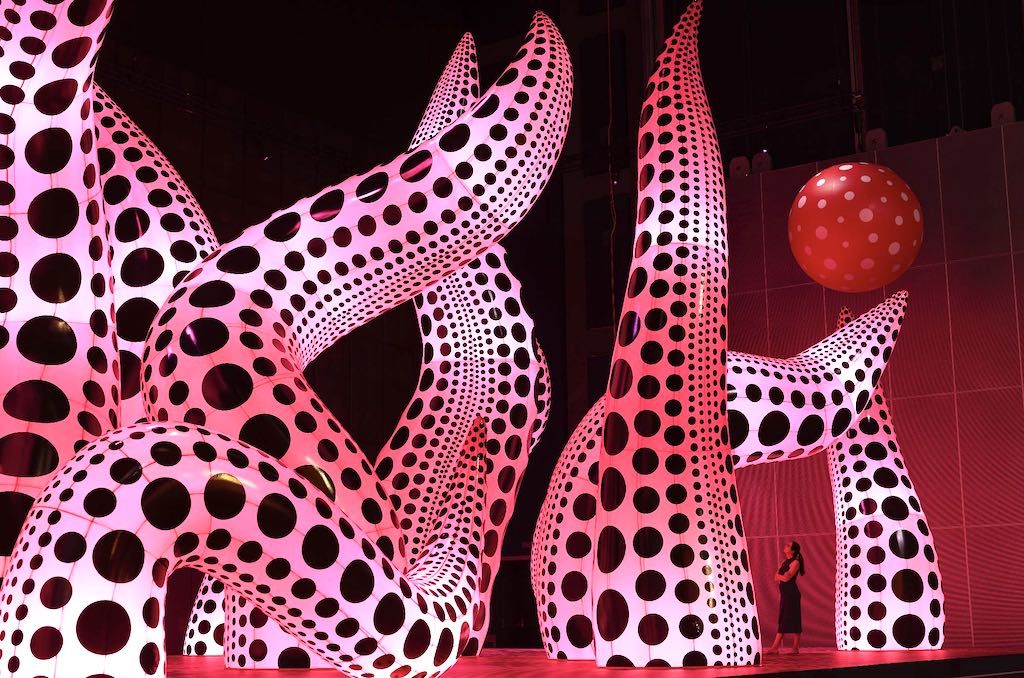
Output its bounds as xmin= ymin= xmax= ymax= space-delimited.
xmin=257 ymin=493 xmax=297 ymax=538
xmin=202 ymin=364 xmax=254 ymax=410
xmin=25 ymin=127 xmax=72 ymax=173
xmin=301 ymin=525 xmax=339 ymax=569
xmin=340 ymin=560 xmax=375 ymax=603
xmin=92 ymin=530 xmax=146 ymax=583
xmin=27 ymin=187 xmax=78 ymax=238
xmin=77 ymin=600 xmax=132 ymax=655
xmin=141 ymin=478 xmax=191 ymax=530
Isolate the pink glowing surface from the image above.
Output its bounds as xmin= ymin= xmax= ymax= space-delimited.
xmin=0 ymin=3 xmax=572 ymax=677
xmin=530 ymin=0 xmax=942 ymax=668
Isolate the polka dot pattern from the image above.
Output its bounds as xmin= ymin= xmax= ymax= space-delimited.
xmin=0 ymin=0 xmax=119 ymax=578
xmin=0 ymin=7 xmax=571 ymax=678
xmin=535 ymin=2 xmax=760 ymax=667
xmin=531 ymin=2 xmax=922 ymax=668
xmin=139 ymin=15 xmax=569 ymax=575
xmin=92 ymin=85 xmax=218 ymax=423
xmin=728 ymin=292 xmax=908 ymax=468
xmin=827 ymin=308 xmax=944 ymax=650
xmin=0 ymin=422 xmax=488 ymax=677
xmin=589 ymin=1 xmax=759 ymax=665
xmin=177 ymin=26 xmax=554 ymax=667
xmin=788 ymin=162 xmax=924 ymax=292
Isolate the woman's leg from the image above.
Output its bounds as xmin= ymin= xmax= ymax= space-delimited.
xmin=766 ymin=633 xmax=784 ymax=653
xmin=790 ymin=633 xmax=801 ymax=653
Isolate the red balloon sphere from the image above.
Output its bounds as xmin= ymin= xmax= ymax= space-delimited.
xmin=788 ymin=162 xmax=922 ymax=292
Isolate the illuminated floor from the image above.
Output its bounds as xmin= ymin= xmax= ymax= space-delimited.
xmin=168 ymin=647 xmax=1024 ymax=677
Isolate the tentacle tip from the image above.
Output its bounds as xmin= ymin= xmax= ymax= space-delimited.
xmin=887 ymin=289 xmax=910 ymax=317
xmin=530 ymin=10 xmax=559 ymax=35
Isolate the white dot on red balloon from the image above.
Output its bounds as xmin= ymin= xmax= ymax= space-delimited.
xmin=803 ymin=246 xmax=812 ymax=255
xmin=895 ymin=216 xmax=904 ymax=225
xmin=880 ymin=196 xmax=888 ymax=203
xmin=892 ymin=263 xmax=902 ymax=273
xmin=859 ymin=208 xmax=874 ymax=222
xmin=860 ymin=175 xmax=871 ymax=183
xmin=913 ymin=209 xmax=921 ymax=221
xmin=860 ymin=258 xmax=875 ymax=270
xmin=844 ymin=191 xmax=855 ymax=200
xmin=798 ymin=195 xmax=807 ymax=208
xmin=868 ymin=232 xmax=879 ymax=243
xmin=900 ymin=192 xmax=909 ymax=201
xmin=815 ymin=226 xmax=828 ymax=240
xmin=839 ymin=164 xmax=852 ymax=170
xmin=816 ymin=179 xmax=826 ymax=187
xmin=837 ymin=216 xmax=845 ymax=223
xmin=842 ymin=241 xmax=850 ymax=248
xmin=843 ymin=273 xmax=854 ymax=281
xmin=817 ymin=199 xmax=827 ymax=208
xmin=825 ymin=258 xmax=837 ymax=270
xmin=888 ymin=242 xmax=901 ymax=255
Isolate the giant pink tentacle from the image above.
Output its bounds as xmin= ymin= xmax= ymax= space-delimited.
xmin=729 ymin=291 xmax=907 ymax=467
xmin=592 ymin=0 xmax=758 ymax=666
xmin=828 ymin=307 xmax=944 ymax=650
xmin=408 ymin=32 xmax=480 ymax=148
xmin=186 ymin=31 xmax=487 ymax=668
xmin=180 ymin=27 xmax=557 ymax=667
xmin=93 ymin=85 xmax=219 ymax=424
xmin=182 ymin=575 xmax=226 ymax=658
xmin=0 ymin=0 xmax=118 ymax=578
xmin=140 ymin=12 xmax=572 ymax=562
xmin=0 ymin=421 xmax=487 ymax=678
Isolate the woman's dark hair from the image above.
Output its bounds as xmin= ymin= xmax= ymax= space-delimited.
xmin=790 ymin=540 xmax=805 ymax=575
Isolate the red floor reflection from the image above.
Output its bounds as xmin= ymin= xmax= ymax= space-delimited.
xmin=168 ymin=647 xmax=1024 ymax=677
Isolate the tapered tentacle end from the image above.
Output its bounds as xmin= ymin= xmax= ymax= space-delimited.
xmin=410 ymin=32 xmax=480 ymax=148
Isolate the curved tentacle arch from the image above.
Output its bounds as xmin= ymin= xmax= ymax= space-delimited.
xmin=183 ymin=29 xmax=487 ymax=666
xmin=0 ymin=0 xmax=119 ymax=579
xmin=0 ymin=421 xmax=488 ymax=678
xmin=728 ymin=291 xmax=907 ymax=468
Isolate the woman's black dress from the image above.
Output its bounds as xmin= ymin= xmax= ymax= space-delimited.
xmin=777 ymin=557 xmax=802 ymax=633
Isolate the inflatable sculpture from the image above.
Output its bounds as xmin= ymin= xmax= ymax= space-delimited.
xmin=827 ymin=308 xmax=944 ymax=650
xmin=0 ymin=4 xmax=219 ymax=580
xmin=0 ymin=0 xmax=120 ymax=579
xmin=181 ymin=31 xmax=555 ymax=668
xmin=0 ymin=2 xmax=572 ymax=676
xmin=535 ymin=1 xmax=760 ymax=667
xmin=530 ymin=0 xmax=941 ymax=666
xmin=94 ymin=86 xmax=220 ymax=424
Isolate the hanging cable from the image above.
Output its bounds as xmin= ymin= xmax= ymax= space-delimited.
xmin=606 ymin=0 xmax=619 ymax=325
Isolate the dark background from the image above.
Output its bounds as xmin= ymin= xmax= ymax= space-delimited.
xmin=96 ymin=0 xmax=1024 ymax=650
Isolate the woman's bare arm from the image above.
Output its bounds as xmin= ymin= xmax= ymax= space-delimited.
xmin=775 ymin=560 xmax=800 ymax=582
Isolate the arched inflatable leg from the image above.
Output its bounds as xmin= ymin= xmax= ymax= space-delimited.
xmin=828 ymin=307 xmax=944 ymax=650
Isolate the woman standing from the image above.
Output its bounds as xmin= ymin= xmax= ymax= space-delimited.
xmin=766 ymin=541 xmax=805 ymax=654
